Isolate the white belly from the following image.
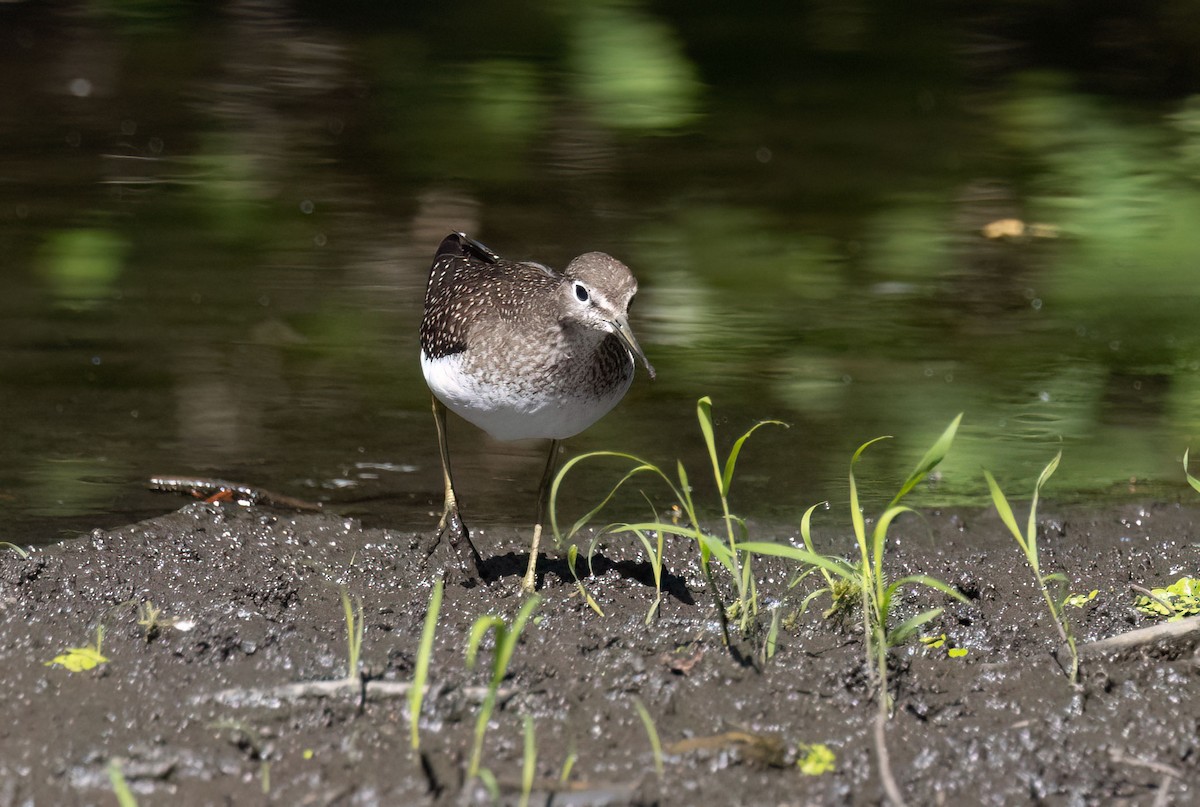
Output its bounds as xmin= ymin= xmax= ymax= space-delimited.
xmin=421 ymin=351 xmax=633 ymax=441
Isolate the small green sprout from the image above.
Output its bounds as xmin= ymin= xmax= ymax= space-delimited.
xmin=477 ymin=769 xmax=500 ymax=802
xmin=551 ymin=397 xmax=784 ymax=645
xmin=0 ymin=541 xmax=29 ymax=558
xmin=921 ymin=633 xmax=968 ymax=658
xmin=136 ymin=601 xmax=183 ymax=642
xmin=985 ymin=451 xmax=1081 ymax=686
xmin=742 ymin=414 xmax=968 ymax=711
xmin=632 ymin=697 xmax=664 ymax=778
xmin=339 ymin=588 xmax=365 ymax=683
xmin=559 ymin=750 xmax=577 ymax=784
xmin=797 ymin=743 xmax=836 ymax=775
xmin=409 ymin=578 xmax=444 ymax=750
xmin=920 ymin=633 xmax=947 ymax=649
xmin=45 ymin=625 xmax=108 ymax=672
xmin=519 ymin=715 xmax=537 ymax=807
xmin=107 ymin=759 xmax=138 ymax=807
xmin=1064 ymin=590 xmax=1098 ymax=608
xmin=465 ymin=596 xmax=541 ymax=780
xmin=1135 ymin=577 xmax=1200 ymax=621
xmin=761 ymin=604 xmax=782 ymax=663
xmin=566 ymin=544 xmax=605 ymax=617
xmin=1185 ymin=449 xmax=1200 ymax=495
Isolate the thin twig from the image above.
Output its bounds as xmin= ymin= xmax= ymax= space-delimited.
xmin=148 ymin=476 xmax=325 ymax=512
xmin=203 ymin=680 xmax=510 ymax=706
xmin=1131 ymin=584 xmax=1177 ymax=617
xmin=1109 ymin=748 xmax=1185 ymax=779
xmin=1075 ymin=615 xmax=1200 ymax=657
xmin=1153 ymin=774 xmax=1173 ymax=807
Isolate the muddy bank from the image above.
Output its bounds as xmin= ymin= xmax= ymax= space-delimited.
xmin=1 ymin=499 xmax=1198 ymax=805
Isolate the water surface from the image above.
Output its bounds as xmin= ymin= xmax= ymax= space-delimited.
xmin=3 ymin=3 xmax=1200 ymax=544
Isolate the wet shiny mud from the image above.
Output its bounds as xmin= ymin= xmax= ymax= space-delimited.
xmin=1 ymin=500 xmax=1198 ymax=804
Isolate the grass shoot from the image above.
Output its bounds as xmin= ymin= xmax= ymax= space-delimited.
xmin=633 ymin=697 xmax=664 ymax=778
xmin=551 ymin=396 xmax=783 ymax=643
xmin=984 ymin=451 xmax=1080 ymax=686
xmin=520 ymin=715 xmax=537 ymax=807
xmin=465 ymin=595 xmax=541 ymax=780
xmin=409 ymin=577 xmax=444 ymax=750
xmin=559 ymin=750 xmax=577 ymax=784
xmin=742 ymin=414 xmax=968 ymax=708
xmin=1185 ymin=448 xmax=1200 ymax=495
xmin=339 ymin=587 xmax=365 ymax=683
xmin=0 ymin=541 xmax=29 ymax=558
xmin=566 ymin=543 xmax=605 ymax=616
xmin=107 ymin=759 xmax=138 ymax=807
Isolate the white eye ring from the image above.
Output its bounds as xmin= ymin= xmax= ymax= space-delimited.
xmin=574 ymin=282 xmax=590 ymax=303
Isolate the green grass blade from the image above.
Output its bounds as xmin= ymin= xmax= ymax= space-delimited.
xmin=1026 ymin=451 xmax=1061 ymax=560
xmin=849 ymin=461 xmax=866 ymax=552
xmin=632 ymin=697 xmax=664 ymax=778
xmin=889 ymin=574 xmax=970 ymax=603
xmin=738 ymin=541 xmax=857 ymax=580
xmin=465 ymin=616 xmax=505 ymax=671
xmin=340 ymin=589 xmax=364 ymax=680
xmin=720 ymin=420 xmax=786 ymax=497
xmin=409 ymin=578 xmax=444 ymax=750
xmin=549 ymin=450 xmax=668 ymax=542
xmin=871 ymin=505 xmax=916 ymax=587
xmin=559 ymin=751 xmax=577 ymax=784
xmin=764 ymin=606 xmax=781 ymax=660
xmin=696 ymin=397 xmax=721 ymax=492
xmin=800 ymin=501 xmax=836 ymax=588
xmin=567 ymin=544 xmax=605 ymax=617
xmin=849 ymin=437 xmax=891 ymax=554
xmin=695 ymin=531 xmax=737 ymax=574
xmin=887 ymin=607 xmax=945 ymax=646
xmin=107 ymin=760 xmax=138 ymax=807
xmin=1186 ymin=449 xmax=1200 ymax=494
xmin=888 ymin=413 xmax=961 ymax=508
xmin=675 ymin=459 xmax=700 ymax=526
xmin=477 ymin=769 xmax=500 ymax=800
xmin=495 ymin=596 xmax=541 ymax=685
xmin=798 ymin=586 xmax=831 ymax=614
xmin=607 ymin=521 xmax=702 ymax=539
xmin=0 ymin=541 xmax=29 ymax=558
xmin=983 ymin=470 xmax=1029 ymax=555
xmin=851 ymin=435 xmax=893 ymax=465
xmin=520 ymin=715 xmax=537 ymax=807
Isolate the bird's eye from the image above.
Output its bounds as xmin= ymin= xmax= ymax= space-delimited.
xmin=574 ymin=283 xmax=590 ymax=303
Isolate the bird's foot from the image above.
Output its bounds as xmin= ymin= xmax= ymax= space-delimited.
xmin=427 ymin=504 xmax=484 ymax=585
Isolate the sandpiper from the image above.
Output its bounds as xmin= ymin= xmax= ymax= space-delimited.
xmin=420 ymin=232 xmax=654 ymax=592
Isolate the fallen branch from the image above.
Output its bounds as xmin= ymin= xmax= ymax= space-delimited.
xmin=1109 ymin=748 xmax=1185 ymax=780
xmin=1074 ymin=615 xmax=1200 ymax=657
xmin=148 ymin=475 xmax=325 ymax=512
xmin=202 ymin=679 xmax=510 ymax=707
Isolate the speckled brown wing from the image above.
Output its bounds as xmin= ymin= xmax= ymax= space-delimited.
xmin=420 ymin=233 xmax=560 ymax=360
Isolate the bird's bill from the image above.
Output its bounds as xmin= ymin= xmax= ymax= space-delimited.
xmin=612 ymin=315 xmax=656 ymax=379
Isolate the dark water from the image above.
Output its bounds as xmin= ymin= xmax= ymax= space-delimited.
xmin=4 ymin=2 xmax=1200 ymax=545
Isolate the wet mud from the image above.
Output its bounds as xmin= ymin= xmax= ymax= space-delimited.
xmin=1 ymin=499 xmax=1198 ymax=805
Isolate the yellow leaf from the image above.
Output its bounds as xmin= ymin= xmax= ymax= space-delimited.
xmin=919 ymin=633 xmax=946 ymax=649
xmin=947 ymin=647 xmax=968 ymax=658
xmin=1065 ymin=590 xmax=1098 ymax=608
xmin=797 ymin=743 xmax=836 ymax=775
xmin=45 ymin=646 xmax=108 ymax=672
